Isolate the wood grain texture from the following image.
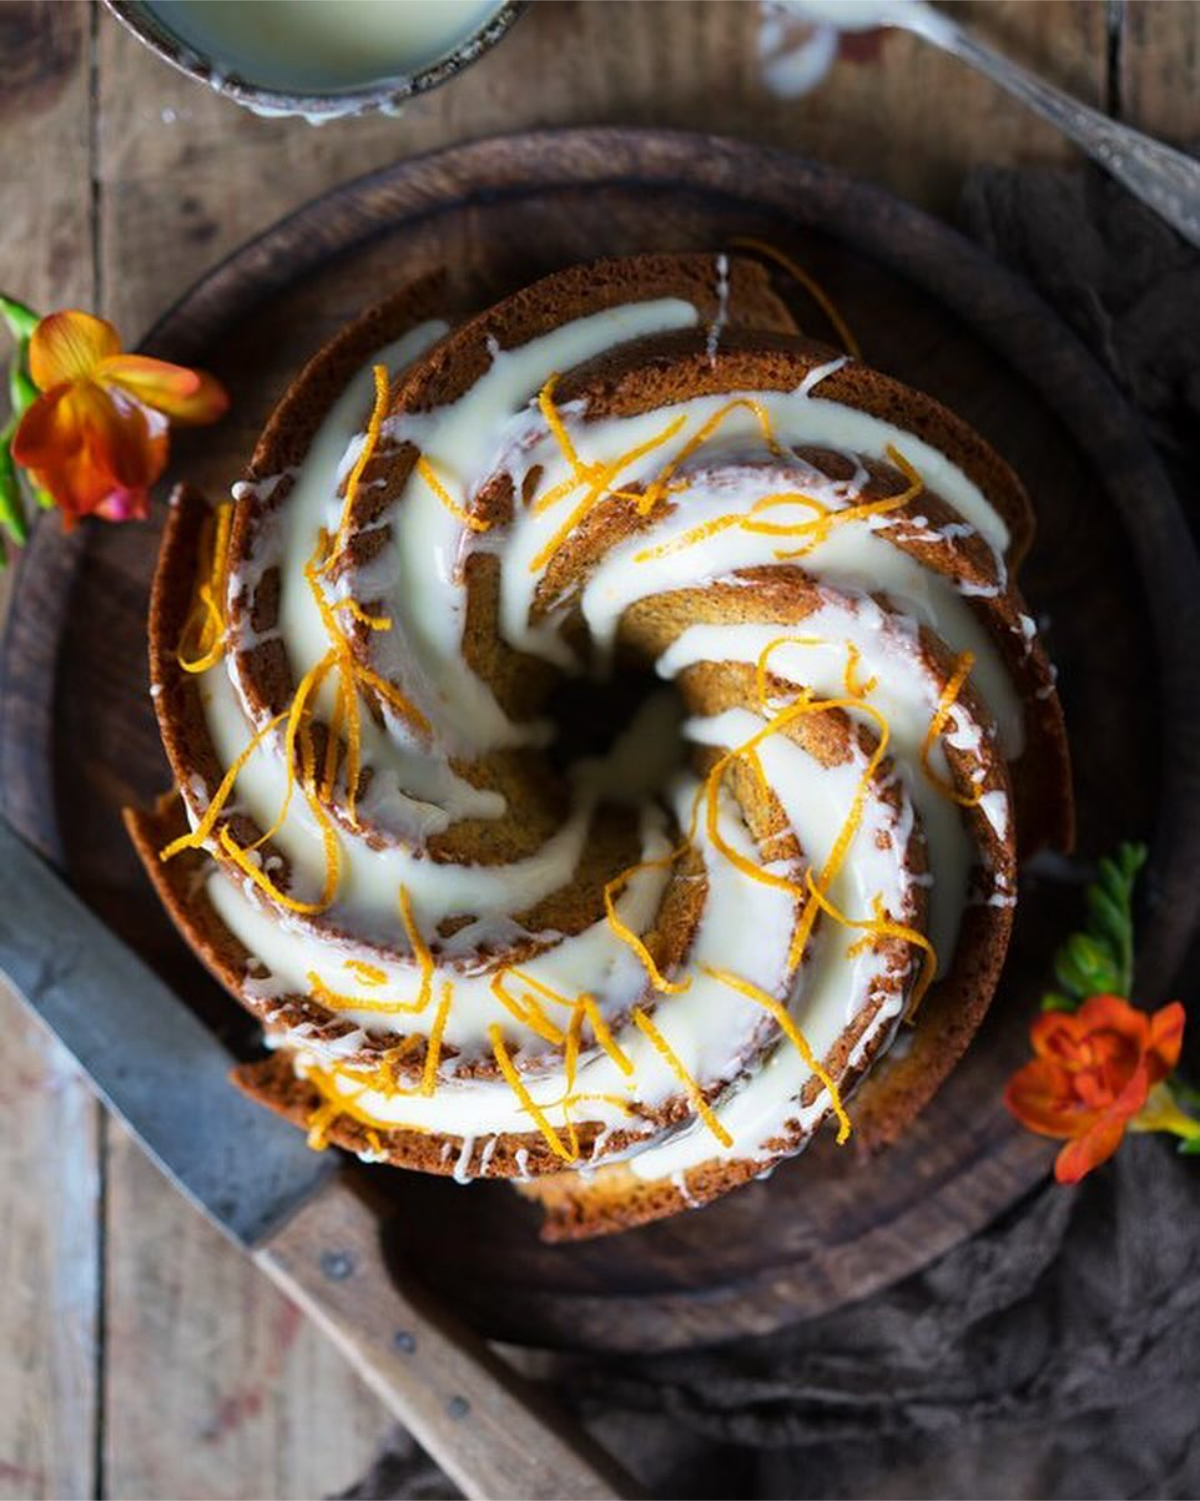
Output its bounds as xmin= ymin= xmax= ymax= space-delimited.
xmin=1120 ymin=0 xmax=1200 ymax=141
xmin=0 ymin=1002 xmax=100 ymax=1501
xmin=0 ymin=7 xmax=99 ymax=1498
xmin=2 ymin=1 xmax=1196 ymax=1491
xmin=4 ymin=128 xmax=1196 ymax=1362
xmin=92 ymin=0 xmax=1109 ymax=336
xmin=257 ymin=1179 xmax=635 ymax=1501
xmin=100 ymin=1132 xmax=397 ymax=1501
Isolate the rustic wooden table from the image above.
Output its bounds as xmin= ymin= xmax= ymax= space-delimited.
xmin=1 ymin=2 xmax=1196 ymax=1495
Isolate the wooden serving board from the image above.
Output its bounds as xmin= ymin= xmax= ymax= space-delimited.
xmin=3 ymin=128 xmax=1198 ymax=1355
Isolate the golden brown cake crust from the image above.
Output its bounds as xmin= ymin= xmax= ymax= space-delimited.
xmin=126 ymin=253 xmax=1071 ymax=1236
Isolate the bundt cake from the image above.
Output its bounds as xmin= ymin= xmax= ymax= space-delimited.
xmin=126 ymin=252 xmax=1072 ymax=1240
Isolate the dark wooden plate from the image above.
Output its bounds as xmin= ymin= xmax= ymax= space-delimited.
xmin=3 ymin=129 xmax=1198 ymax=1354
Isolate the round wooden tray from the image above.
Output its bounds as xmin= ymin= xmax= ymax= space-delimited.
xmin=3 ymin=129 xmax=1197 ymax=1354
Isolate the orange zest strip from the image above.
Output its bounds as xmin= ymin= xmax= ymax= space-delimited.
xmin=693 ymin=689 xmax=892 ymax=974
xmin=305 ymin=1096 xmax=339 ymax=1151
xmin=353 ymin=661 xmax=430 ymax=738
xmin=919 ymin=649 xmax=985 ymax=808
xmin=843 ymin=642 xmax=877 ymax=700
xmin=219 ymin=782 xmax=341 ymax=915
xmin=700 ymin=963 xmax=851 ymax=1143
xmin=632 ymin=511 xmax=742 ymax=563
xmin=730 ymin=236 xmax=862 ymax=359
xmin=786 ymin=701 xmax=891 ymax=972
xmin=537 ymin=374 xmax=587 ymax=481
xmin=754 ymin=634 xmax=823 ymax=713
xmin=806 ymin=877 xmax=938 ymax=1018
xmin=594 ymin=415 xmax=691 ymax=508
xmin=323 ymin=362 xmax=390 ymax=572
xmin=345 ymin=959 xmax=388 ymax=986
xmin=557 ymin=1090 xmax=637 ymax=1114
xmin=488 ymin=1023 xmax=576 ymax=1162
xmin=159 ymin=707 xmax=290 ymax=861
xmin=307 ymin=971 xmax=430 ymax=1016
xmin=304 ymin=530 xmax=430 ymax=816
xmin=319 ymin=669 xmax=345 ymax=801
xmin=635 ymin=397 xmax=781 ymax=518
xmin=504 ymin=967 xmax=576 ymax=1012
xmin=739 ymin=497 xmax=831 ymax=536
xmin=300 ymin=1061 xmax=434 ymax=1147
xmin=335 ymin=598 xmax=393 ymax=631
xmin=564 ymin=1001 xmax=584 ymax=1093
xmin=341 ymin=669 xmax=363 ymax=825
xmin=631 ymin=1007 xmax=733 ymax=1149
xmin=701 ymin=691 xmax=888 ymax=918
xmin=704 ymin=750 xmax=806 ymax=899
xmin=526 ymin=421 xmax=690 ymax=575
xmin=632 ymin=489 xmax=829 ymax=565
xmin=246 ymin=648 xmax=336 ymax=852
xmin=771 ymin=444 xmax=923 ymax=559
xmin=582 ymin=994 xmax=635 ymax=1077
xmin=416 ymin=454 xmax=492 ymax=533
xmin=489 ymin=971 xmax=567 ymax=1047
xmin=420 ymin=981 xmax=453 ymax=1096
xmin=176 ymin=501 xmax=235 ymax=673
xmin=361 ymin=1034 xmax=426 ymax=1098
xmin=603 ymin=859 xmax=692 ymax=994
xmin=397 ymin=884 xmax=434 ymax=1013
xmin=531 ymin=403 xmax=689 ymax=519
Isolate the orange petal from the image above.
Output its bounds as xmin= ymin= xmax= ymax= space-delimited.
xmin=13 ymin=381 xmax=165 ymax=521
xmin=29 ymin=311 xmax=121 ymax=390
xmin=1147 ymin=1000 xmax=1186 ymax=1083
xmin=1004 ymin=1058 xmax=1092 ymax=1140
xmin=97 ymin=354 xmax=229 ymax=425
xmin=1054 ymin=1111 xmax=1129 ymax=1184
xmin=1029 ymin=1009 xmax=1084 ymax=1064
xmin=1074 ymin=993 xmax=1151 ymax=1044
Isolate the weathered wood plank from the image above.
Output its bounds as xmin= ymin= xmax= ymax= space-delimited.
xmin=0 ymin=6 xmax=99 ymax=1498
xmin=1119 ymin=0 xmax=1200 ymax=141
xmin=102 ymin=1132 xmax=395 ymax=1500
xmin=0 ymin=997 xmax=100 ymax=1501
xmin=93 ymin=0 xmax=1107 ymax=335
xmin=0 ymin=0 xmax=1177 ymax=1493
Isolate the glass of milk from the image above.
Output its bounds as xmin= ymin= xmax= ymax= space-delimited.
xmin=104 ymin=0 xmax=523 ymax=122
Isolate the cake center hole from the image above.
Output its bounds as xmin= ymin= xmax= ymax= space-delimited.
xmin=547 ymin=667 xmax=688 ymax=803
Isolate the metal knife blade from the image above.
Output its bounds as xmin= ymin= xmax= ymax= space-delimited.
xmin=0 ymin=816 xmax=336 ymax=1245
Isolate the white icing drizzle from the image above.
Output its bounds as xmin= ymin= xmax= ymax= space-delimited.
xmin=179 ymin=291 xmax=1042 ymax=1190
xmin=705 ymin=253 xmax=731 ymax=366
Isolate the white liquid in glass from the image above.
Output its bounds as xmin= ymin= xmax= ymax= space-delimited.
xmin=149 ymin=0 xmax=506 ymax=92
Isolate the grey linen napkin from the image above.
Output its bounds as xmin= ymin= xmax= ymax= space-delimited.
xmin=338 ymin=162 xmax=1200 ymax=1501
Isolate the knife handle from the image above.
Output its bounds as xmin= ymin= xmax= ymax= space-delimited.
xmin=254 ymin=1176 xmax=638 ymax=1501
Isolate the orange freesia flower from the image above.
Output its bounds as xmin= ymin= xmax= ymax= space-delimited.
xmin=10 ymin=310 xmax=227 ymax=528
xmin=1005 ymin=994 xmax=1185 ymax=1184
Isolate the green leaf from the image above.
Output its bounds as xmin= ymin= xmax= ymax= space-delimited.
xmin=8 ymin=358 xmax=37 ymax=417
xmin=0 ymin=294 xmax=39 ymax=343
xmin=0 ymin=439 xmax=28 ymax=548
xmin=1086 ymin=886 xmax=1127 ymax=947
xmin=1177 ymin=1136 xmax=1200 ymax=1156
xmin=1041 ymin=840 xmax=1147 ymax=1010
xmin=1171 ymin=1075 xmax=1200 ymax=1111
xmin=1053 ymin=950 xmax=1092 ymax=999
xmin=1041 ymin=991 xmax=1076 ymax=1013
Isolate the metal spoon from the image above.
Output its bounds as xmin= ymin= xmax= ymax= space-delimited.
xmin=790 ymin=0 xmax=1200 ymax=249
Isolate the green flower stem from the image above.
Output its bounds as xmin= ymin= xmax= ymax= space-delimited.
xmin=1129 ymin=1082 xmax=1200 ymax=1144
xmin=8 ymin=359 xmax=37 ymax=417
xmin=0 ymin=421 xmax=28 ymax=548
xmin=1171 ymin=1076 xmax=1200 ymax=1111
xmin=0 ymin=294 xmax=39 ymax=343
